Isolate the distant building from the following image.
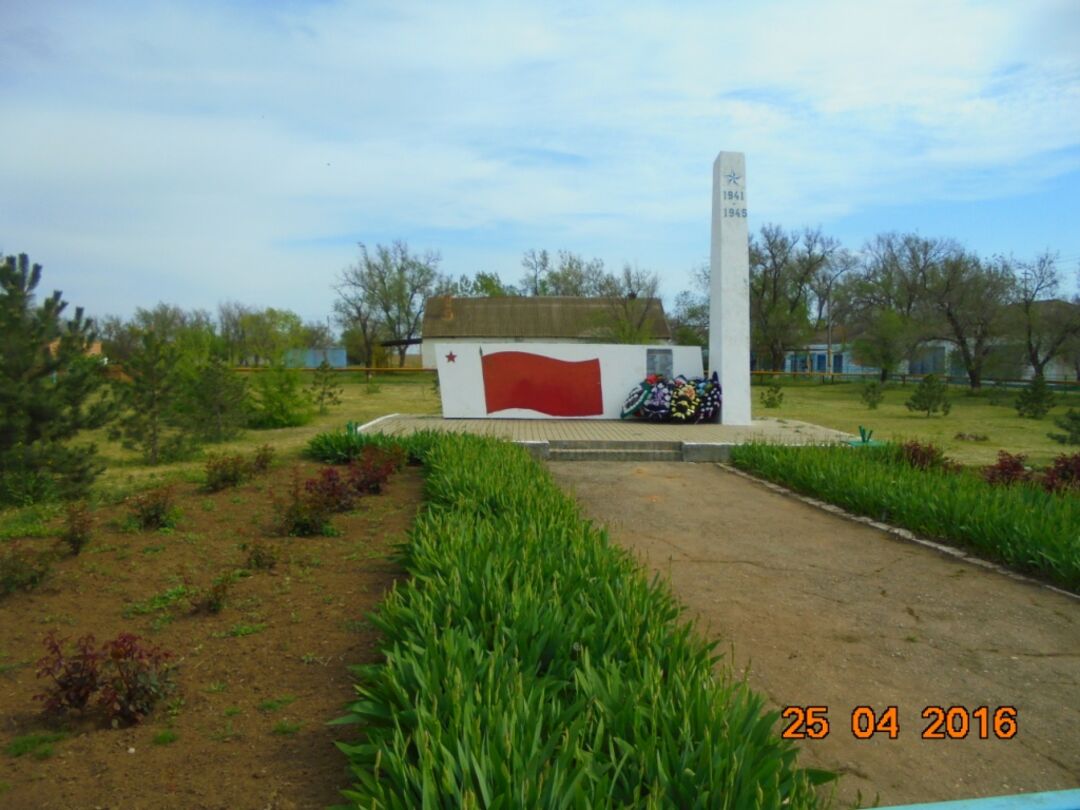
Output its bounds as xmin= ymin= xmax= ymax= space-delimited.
xmin=780 ymin=320 xmax=1078 ymax=382
xmin=420 ymin=296 xmax=672 ymax=369
xmin=771 ymin=328 xmax=874 ymax=375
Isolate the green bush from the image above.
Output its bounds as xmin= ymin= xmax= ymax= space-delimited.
xmin=333 ymin=434 xmax=831 ymax=807
xmin=248 ymin=364 xmax=312 ymax=429
xmin=304 ymin=425 xmax=369 ymax=464
xmin=730 ymin=443 xmax=1080 ymax=591
xmin=204 ymin=446 xmax=275 ymax=492
xmin=177 ymin=357 xmax=251 ymax=442
xmin=0 ymin=466 xmax=60 ymax=508
xmin=1048 ymin=408 xmax=1080 ymax=445
xmin=860 ymin=381 xmax=884 ymax=409
xmin=0 ymin=546 xmax=52 ymax=596
xmin=905 ymin=374 xmax=951 ymax=417
xmin=760 ymin=382 xmax=784 ymax=408
xmin=1015 ymin=375 xmax=1055 ymax=419
xmin=305 ymin=423 xmax=433 ymax=465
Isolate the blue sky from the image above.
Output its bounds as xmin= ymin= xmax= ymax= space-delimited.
xmin=3 ymin=0 xmax=1079 ymax=325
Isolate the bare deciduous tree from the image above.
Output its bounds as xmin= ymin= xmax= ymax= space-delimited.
xmin=595 ymin=263 xmax=663 ymax=343
xmin=335 ymin=240 xmax=442 ymax=367
xmin=923 ymin=251 xmax=1015 ymax=389
xmin=1010 ymin=252 xmax=1080 ymax=378
xmin=749 ymin=225 xmax=838 ymax=370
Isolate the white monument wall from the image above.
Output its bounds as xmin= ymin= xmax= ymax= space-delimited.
xmin=435 ymin=342 xmax=704 ymax=419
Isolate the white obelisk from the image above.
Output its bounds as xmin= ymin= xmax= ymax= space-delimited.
xmin=709 ymin=151 xmax=752 ymax=425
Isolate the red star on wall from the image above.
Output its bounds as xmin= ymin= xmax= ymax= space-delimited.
xmin=445 ymin=351 xmax=457 ymax=363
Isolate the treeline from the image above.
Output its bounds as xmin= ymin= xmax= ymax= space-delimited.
xmin=0 ymin=254 xmax=344 ymax=506
xmin=670 ymin=227 xmax=1080 ymax=388
xmin=350 ymin=230 xmax=1080 ymax=391
xmin=0 ymin=239 xmax=666 ymax=506
xmin=97 ymin=245 xmax=662 ymax=370
xmin=98 ymin=302 xmax=334 ymax=367
xmin=334 ymin=240 xmax=666 ymax=365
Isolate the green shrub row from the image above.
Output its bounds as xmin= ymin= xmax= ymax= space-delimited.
xmin=729 ymin=443 xmax=1080 ymax=592
xmin=305 ymin=423 xmax=438 ymax=465
xmin=333 ymin=433 xmax=831 ymax=808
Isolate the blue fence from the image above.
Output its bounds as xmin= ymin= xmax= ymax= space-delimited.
xmin=282 ymin=348 xmax=347 ymax=368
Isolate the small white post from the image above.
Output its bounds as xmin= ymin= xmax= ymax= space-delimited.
xmin=709 ymin=151 xmax=752 ymax=425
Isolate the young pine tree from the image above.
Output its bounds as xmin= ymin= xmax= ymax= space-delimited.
xmin=1014 ymin=374 xmax=1055 ymax=420
xmin=0 ymin=254 xmax=110 ymax=503
xmin=177 ymin=357 xmax=250 ymax=442
xmin=109 ymin=331 xmax=195 ymax=464
xmin=905 ymin=374 xmax=951 ymax=417
xmin=248 ymin=362 xmax=312 ymax=429
xmin=860 ymin=381 xmax=885 ymax=410
xmin=307 ymin=360 xmax=343 ymax=415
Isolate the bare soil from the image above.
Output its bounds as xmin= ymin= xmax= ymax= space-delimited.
xmin=548 ymin=461 xmax=1080 ymax=808
xmin=0 ymin=461 xmax=423 ymax=810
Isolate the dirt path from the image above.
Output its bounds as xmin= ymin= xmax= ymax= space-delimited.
xmin=547 ymin=462 xmax=1080 ymax=807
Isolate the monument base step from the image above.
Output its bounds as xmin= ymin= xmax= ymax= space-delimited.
xmin=547 ymin=448 xmax=683 ymax=462
xmin=516 ymin=440 xmax=732 ymax=463
xmin=548 ymin=439 xmax=683 ymax=452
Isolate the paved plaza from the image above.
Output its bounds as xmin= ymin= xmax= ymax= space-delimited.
xmin=361 ymin=414 xmax=853 ymax=461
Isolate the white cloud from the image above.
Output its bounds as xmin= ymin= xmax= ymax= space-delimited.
xmin=1 ymin=0 xmax=1078 ymax=318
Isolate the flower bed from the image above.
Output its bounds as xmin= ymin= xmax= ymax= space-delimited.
xmin=334 ymin=432 xmax=830 ymax=807
xmin=730 ymin=443 xmax=1080 ymax=592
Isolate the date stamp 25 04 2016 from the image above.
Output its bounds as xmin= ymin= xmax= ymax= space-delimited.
xmin=781 ymin=705 xmax=1018 ymax=741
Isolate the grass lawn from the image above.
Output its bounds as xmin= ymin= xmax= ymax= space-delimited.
xmin=81 ymin=372 xmax=441 ymax=502
xmin=759 ymin=378 xmax=1080 ymax=467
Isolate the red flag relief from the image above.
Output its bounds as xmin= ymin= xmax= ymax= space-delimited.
xmin=481 ymin=351 xmax=603 ymax=416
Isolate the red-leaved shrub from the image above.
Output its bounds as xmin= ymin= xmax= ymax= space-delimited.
xmin=35 ymin=632 xmax=102 ymax=713
xmin=271 ymin=470 xmax=333 ymax=536
xmin=62 ymin=501 xmax=94 ymax=555
xmin=35 ymin=631 xmax=173 ymax=726
xmin=983 ymin=451 xmax=1032 ymax=487
xmin=250 ymin=444 xmax=275 ymax=473
xmin=128 ymin=485 xmax=178 ymax=530
xmin=900 ymin=440 xmax=951 ymax=471
xmin=347 ymin=446 xmax=400 ymax=495
xmin=305 ymin=466 xmax=357 ymax=512
xmin=204 ymin=454 xmax=249 ymax=492
xmin=1041 ymin=452 xmax=1080 ymax=494
xmin=98 ymin=633 xmax=174 ymax=727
